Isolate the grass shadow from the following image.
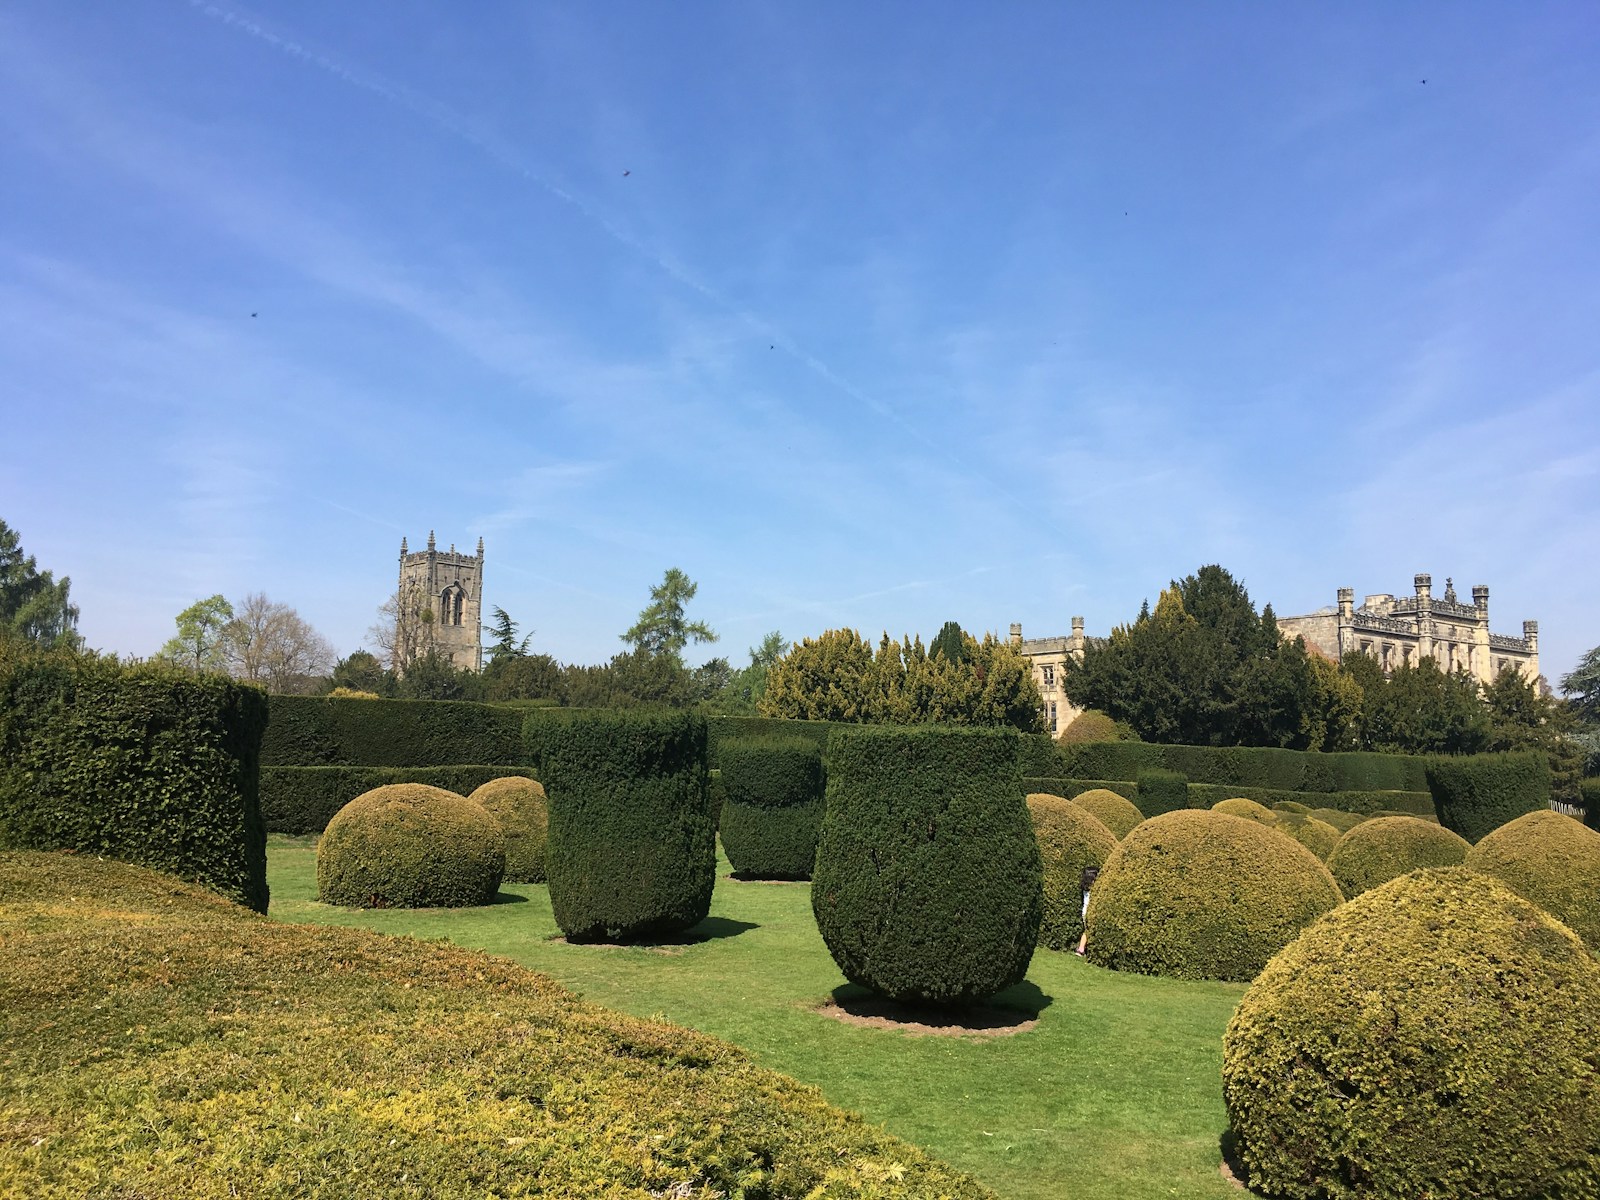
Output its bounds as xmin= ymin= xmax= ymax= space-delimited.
xmin=1218 ymin=1129 xmax=1259 ymax=1193
xmin=492 ymin=891 xmax=531 ymax=905
xmin=727 ymin=871 xmax=811 ymax=884
xmin=553 ymin=916 xmax=760 ymax=949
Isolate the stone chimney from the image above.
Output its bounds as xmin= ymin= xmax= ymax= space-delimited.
xmin=1472 ymin=585 xmax=1489 ymax=617
xmin=1523 ymin=620 xmax=1539 ymax=652
xmin=1070 ymin=616 xmax=1085 ymax=655
xmin=1414 ymin=573 xmax=1432 ymax=602
xmin=1009 ymin=622 xmax=1022 ymax=646
xmin=1337 ymin=587 xmax=1354 ymax=619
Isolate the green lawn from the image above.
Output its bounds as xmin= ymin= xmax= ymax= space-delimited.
xmin=269 ymin=836 xmax=1249 ymax=1200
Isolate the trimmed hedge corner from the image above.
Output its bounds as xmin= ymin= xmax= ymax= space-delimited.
xmin=1027 ymin=794 xmax=1117 ymax=951
xmin=467 ymin=777 xmax=549 ymax=884
xmin=1427 ymin=751 xmax=1550 ymax=843
xmin=718 ymin=736 xmax=825 ymax=880
xmin=1223 ymin=868 xmax=1600 ymax=1200
xmin=542 ymin=710 xmax=714 ymax=943
xmin=0 ymin=646 xmax=269 ymax=912
xmin=1466 ymin=809 xmax=1600 ymax=950
xmin=812 ymin=726 xmax=1041 ymax=1008
xmin=1327 ymin=815 xmax=1470 ymax=898
xmin=317 ymin=783 xmax=506 ymax=908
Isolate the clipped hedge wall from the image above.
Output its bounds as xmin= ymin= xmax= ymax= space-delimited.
xmin=263 ymin=694 xmax=525 ymax=768
xmin=317 ymin=783 xmax=506 ymax=908
xmin=1134 ymin=767 xmax=1190 ymax=817
xmin=718 ymin=737 xmax=825 ymax=880
xmin=1051 ymin=741 xmax=1429 ymax=794
xmin=1027 ymin=794 xmax=1116 ymax=951
xmin=1086 ymin=810 xmax=1343 ymax=982
xmin=262 ymin=764 xmax=537 ymax=834
xmin=812 ymin=726 xmax=1042 ymax=1007
xmin=467 ymin=777 xmax=548 ymax=884
xmin=1327 ymin=815 xmax=1471 ymax=898
xmin=1427 ymin=751 xmax=1550 ymax=843
xmin=0 ymin=647 xmax=269 ymax=913
xmin=704 ymin=715 xmax=836 ymax=768
xmin=1466 ymin=810 xmax=1600 ymax=950
xmin=1070 ymin=788 xmax=1144 ymax=839
xmin=1223 ymin=869 xmax=1600 ymax=1200
xmin=542 ymin=710 xmax=714 ymax=943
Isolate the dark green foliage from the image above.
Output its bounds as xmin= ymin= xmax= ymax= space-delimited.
xmin=317 ymin=783 xmax=506 ymax=908
xmin=0 ymin=518 xmax=81 ymax=649
xmin=1134 ymin=767 xmax=1190 ymax=817
xmin=263 ymin=694 xmax=525 ymax=768
xmin=1563 ymin=644 xmax=1600 ymax=726
xmin=1585 ymin=778 xmax=1600 ymax=830
xmin=467 ymin=777 xmax=548 ymax=884
xmin=704 ymin=715 xmax=836 ymax=768
xmin=1467 ymin=810 xmax=1600 ymax=949
xmin=481 ymin=651 xmax=564 ymax=703
xmin=1327 ymin=815 xmax=1471 ymax=898
xmin=929 ymin=620 xmax=969 ymax=665
xmin=718 ymin=737 xmax=825 ymax=879
xmin=1222 ymin=869 xmax=1600 ymax=1200
xmin=1482 ymin=666 xmax=1586 ymax=804
xmin=1026 ymin=794 xmax=1117 ymax=951
xmin=542 ymin=710 xmax=714 ymax=943
xmin=1050 ymin=739 xmax=1429 ymax=793
xmin=1427 ymin=751 xmax=1550 ymax=842
xmin=261 ymin=765 xmax=538 ymax=834
xmin=394 ymin=650 xmax=485 ymax=702
xmin=1343 ymin=653 xmax=1491 ymax=755
xmin=1187 ymin=783 xmax=1433 ymax=816
xmin=811 ymin=726 xmax=1042 ymax=1007
xmin=0 ymin=644 xmax=268 ymax=911
xmin=328 ymin=650 xmax=390 ymax=695
xmin=1086 ymin=810 xmax=1343 ymax=982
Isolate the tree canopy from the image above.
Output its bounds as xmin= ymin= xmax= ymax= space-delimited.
xmin=0 ymin=519 xmax=81 ymax=649
xmin=620 ymin=568 xmax=717 ymax=663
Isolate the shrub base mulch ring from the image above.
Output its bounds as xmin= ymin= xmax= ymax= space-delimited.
xmin=815 ymin=994 xmax=1038 ymax=1037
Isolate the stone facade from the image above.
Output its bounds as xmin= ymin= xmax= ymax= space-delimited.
xmin=1277 ymin=574 xmax=1538 ymax=686
xmin=1009 ymin=617 xmax=1088 ymax=735
xmin=397 ymin=531 xmax=484 ymax=673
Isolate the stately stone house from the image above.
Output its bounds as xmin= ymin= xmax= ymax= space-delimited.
xmin=1276 ymin=574 xmax=1539 ymax=686
xmin=1008 ymin=618 xmax=1089 ymax=735
xmin=396 ymin=531 xmax=484 ymax=673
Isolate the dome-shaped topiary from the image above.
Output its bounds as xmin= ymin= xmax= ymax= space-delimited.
xmin=1272 ymin=800 xmax=1311 ymax=815
xmin=1071 ymin=788 xmax=1143 ymax=839
xmin=1309 ymin=807 xmax=1366 ymax=833
xmin=1026 ymin=794 xmax=1117 ymax=951
xmin=1085 ymin=810 xmax=1342 ymax=982
xmin=318 ymin=783 xmax=506 ymax=908
xmin=1327 ymin=815 xmax=1470 ymax=899
xmin=1211 ymin=797 xmax=1276 ymax=825
xmin=1223 ymin=869 xmax=1600 ymax=1200
xmin=812 ymin=726 xmax=1041 ymax=1008
xmin=718 ymin=736 xmax=826 ymax=880
xmin=1272 ymin=811 xmax=1341 ymax=861
xmin=1466 ymin=809 xmax=1600 ymax=950
xmin=1056 ymin=709 xmax=1120 ymax=745
xmin=466 ymin=777 xmax=548 ymax=884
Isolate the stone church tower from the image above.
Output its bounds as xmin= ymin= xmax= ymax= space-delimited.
xmin=397 ymin=531 xmax=483 ymax=673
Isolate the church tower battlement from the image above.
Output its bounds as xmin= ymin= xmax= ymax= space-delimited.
xmin=396 ymin=531 xmax=483 ymax=673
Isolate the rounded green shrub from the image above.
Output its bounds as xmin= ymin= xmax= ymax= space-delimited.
xmin=812 ymin=726 xmax=1042 ymax=1007
xmin=1272 ymin=811 xmax=1341 ymax=861
xmin=317 ymin=783 xmax=506 ymax=908
xmin=1427 ymin=750 xmax=1550 ymax=843
xmin=542 ymin=710 xmax=714 ymax=943
xmin=1085 ymin=810 xmax=1342 ymax=982
xmin=466 ymin=777 xmax=548 ymax=884
xmin=1467 ymin=809 xmax=1600 ymax=950
xmin=1327 ymin=815 xmax=1470 ymax=899
xmin=1310 ymin=807 xmax=1366 ymax=833
xmin=717 ymin=736 xmax=825 ymax=880
xmin=1211 ymin=797 xmax=1276 ymax=825
xmin=1057 ymin=709 xmax=1120 ymax=744
xmin=1071 ymin=787 xmax=1143 ymax=839
xmin=1272 ymin=800 xmax=1311 ymax=815
xmin=1223 ymin=868 xmax=1600 ymax=1200
xmin=1026 ymin=794 xmax=1117 ymax=951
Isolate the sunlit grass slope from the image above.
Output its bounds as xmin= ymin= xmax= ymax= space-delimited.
xmin=0 ymin=850 xmax=993 ymax=1200
xmin=269 ymin=836 xmax=1248 ymax=1200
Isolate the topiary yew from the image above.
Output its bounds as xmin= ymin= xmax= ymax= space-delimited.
xmin=812 ymin=726 xmax=1041 ymax=1007
xmin=467 ymin=777 xmax=548 ymax=884
xmin=318 ymin=783 xmax=506 ymax=908
xmin=1223 ymin=868 xmax=1600 ymax=1200
xmin=1026 ymin=794 xmax=1117 ymax=951
xmin=1071 ymin=788 xmax=1143 ymax=839
xmin=717 ymin=736 xmax=825 ymax=880
xmin=1057 ymin=709 xmax=1120 ymax=745
xmin=1309 ymin=807 xmax=1366 ymax=833
xmin=1427 ymin=750 xmax=1550 ymax=843
xmin=1085 ymin=810 xmax=1342 ymax=982
xmin=1272 ymin=811 xmax=1341 ymax=861
xmin=1211 ymin=797 xmax=1276 ymax=825
xmin=1467 ymin=809 xmax=1600 ymax=950
xmin=1327 ymin=815 xmax=1470 ymax=899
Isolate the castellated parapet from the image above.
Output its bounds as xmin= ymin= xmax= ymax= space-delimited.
xmin=396 ymin=531 xmax=483 ymax=674
xmin=1009 ymin=617 xmax=1090 ymax=735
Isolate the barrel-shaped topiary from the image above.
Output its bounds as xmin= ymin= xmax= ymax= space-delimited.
xmin=1223 ymin=868 xmax=1600 ymax=1200
xmin=1211 ymin=797 xmax=1276 ymax=825
xmin=1071 ymin=788 xmax=1143 ymax=839
xmin=1426 ymin=750 xmax=1550 ymax=843
xmin=812 ymin=726 xmax=1042 ymax=1007
xmin=542 ymin=710 xmax=714 ymax=943
xmin=1466 ymin=809 xmax=1600 ymax=950
xmin=318 ymin=783 xmax=506 ymax=908
xmin=1085 ymin=810 xmax=1343 ymax=982
xmin=1026 ymin=794 xmax=1117 ymax=951
xmin=466 ymin=777 xmax=548 ymax=884
xmin=717 ymin=736 xmax=825 ymax=880
xmin=1327 ymin=815 xmax=1471 ymax=899
xmin=1272 ymin=811 xmax=1341 ymax=861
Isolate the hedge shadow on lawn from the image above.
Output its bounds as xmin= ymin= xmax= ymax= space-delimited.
xmin=491 ymin=891 xmax=530 ymax=905
xmin=552 ymin=915 xmax=759 ymax=947
xmin=822 ymin=980 xmax=1054 ymax=1035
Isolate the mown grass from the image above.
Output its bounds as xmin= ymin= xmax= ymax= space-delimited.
xmin=0 ymin=849 xmax=995 ymax=1199
xmin=269 ymin=835 xmax=1249 ymax=1200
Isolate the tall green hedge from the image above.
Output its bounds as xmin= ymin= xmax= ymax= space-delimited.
xmin=1048 ymin=740 xmax=1429 ymax=793
xmin=1582 ymin=778 xmax=1600 ymax=831
xmin=718 ymin=736 xmax=825 ymax=880
xmin=1426 ymin=751 xmax=1550 ymax=843
xmin=811 ymin=726 xmax=1042 ymax=1008
xmin=705 ymin=716 xmax=836 ymax=768
xmin=261 ymin=765 xmax=538 ymax=835
xmin=0 ymin=646 xmax=269 ymax=912
xmin=1134 ymin=767 xmax=1190 ymax=817
xmin=542 ymin=710 xmax=714 ymax=943
xmin=262 ymin=695 xmax=525 ymax=768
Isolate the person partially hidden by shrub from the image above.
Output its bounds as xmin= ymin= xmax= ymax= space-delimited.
xmin=1326 ymin=815 xmax=1470 ymax=899
xmin=718 ymin=736 xmax=825 ymax=880
xmin=318 ymin=783 xmax=506 ymax=908
xmin=1070 ymin=788 xmax=1143 ymax=839
xmin=1466 ymin=809 xmax=1600 ymax=950
xmin=467 ymin=777 xmax=548 ymax=884
xmin=1223 ymin=868 xmax=1600 ymax=1200
xmin=1085 ymin=810 xmax=1342 ymax=982
xmin=1026 ymin=793 xmax=1116 ymax=952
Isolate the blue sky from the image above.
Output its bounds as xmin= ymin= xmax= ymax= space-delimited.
xmin=3 ymin=3 xmax=1597 ymax=682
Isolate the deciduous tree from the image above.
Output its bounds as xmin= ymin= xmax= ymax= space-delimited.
xmin=223 ymin=592 xmax=335 ymax=694
xmin=159 ymin=595 xmax=234 ymax=672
